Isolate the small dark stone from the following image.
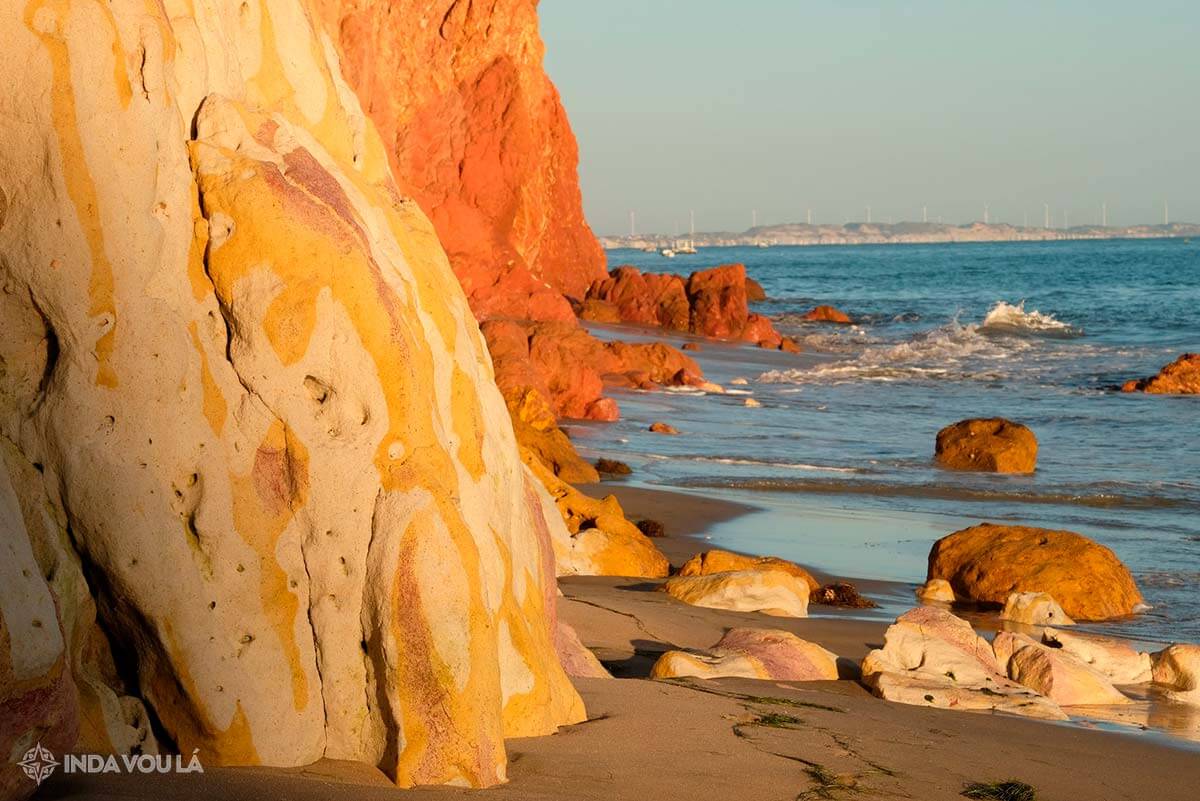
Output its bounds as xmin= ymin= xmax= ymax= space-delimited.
xmin=594 ymin=458 xmax=632 ymax=475
xmin=636 ymin=519 xmax=666 ymax=538
xmin=811 ymin=582 xmax=878 ymax=609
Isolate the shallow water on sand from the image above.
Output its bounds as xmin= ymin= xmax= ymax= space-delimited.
xmin=581 ymin=239 xmax=1200 ymax=644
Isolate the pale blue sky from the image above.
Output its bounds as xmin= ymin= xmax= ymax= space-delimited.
xmin=541 ymin=1 xmax=1200 ymax=235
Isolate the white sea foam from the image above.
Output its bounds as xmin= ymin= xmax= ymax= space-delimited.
xmin=761 ymin=302 xmax=1084 ymax=385
xmin=684 ymin=456 xmax=863 ymax=474
xmin=980 ymin=300 xmax=1081 ymax=337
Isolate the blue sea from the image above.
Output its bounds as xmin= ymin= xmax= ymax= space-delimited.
xmin=581 ymin=239 xmax=1199 ymax=645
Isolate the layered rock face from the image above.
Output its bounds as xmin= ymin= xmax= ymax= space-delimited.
xmin=1 ymin=0 xmax=582 ymax=787
xmin=927 ymin=524 xmax=1144 ymax=621
xmin=313 ymin=0 xmax=605 ymax=319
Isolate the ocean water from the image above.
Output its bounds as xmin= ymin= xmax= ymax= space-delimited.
xmin=582 ymin=239 xmax=1200 ymax=645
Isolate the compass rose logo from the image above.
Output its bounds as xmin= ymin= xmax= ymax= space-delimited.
xmin=18 ymin=742 xmax=59 ymax=786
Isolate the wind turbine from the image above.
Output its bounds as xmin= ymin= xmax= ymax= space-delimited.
xmin=1102 ymin=201 xmax=1107 ymax=227
xmin=1043 ymin=203 xmax=1050 ymax=229
xmin=630 ymin=210 xmax=636 ymax=237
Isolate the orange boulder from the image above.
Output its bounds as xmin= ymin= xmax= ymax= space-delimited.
xmin=802 ymin=305 xmax=852 ymax=324
xmin=686 ymin=264 xmax=752 ymax=340
xmin=934 ymin=417 xmax=1038 ymax=473
xmin=927 ymin=523 xmax=1144 ymax=621
xmin=1122 ymin=353 xmax=1200 ymax=394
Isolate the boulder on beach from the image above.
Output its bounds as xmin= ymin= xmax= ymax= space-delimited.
xmin=651 ymin=628 xmax=838 ymax=682
xmin=996 ymin=633 xmax=1132 ymax=706
xmin=595 ymin=458 xmax=633 ymax=476
xmin=927 ymin=523 xmax=1144 ymax=621
xmin=802 ymin=305 xmax=853 ymax=324
xmin=860 ymin=607 xmax=1066 ymax=720
xmin=934 ymin=417 xmax=1038 ymax=473
xmin=649 ymin=422 xmax=680 ymax=435
xmin=1152 ymin=644 xmax=1200 ymax=702
xmin=677 ymin=549 xmax=820 ymax=592
xmin=525 ymin=453 xmax=670 ymax=578
xmin=582 ymin=264 xmax=791 ymax=349
xmin=744 ymin=397 xmax=762 ymax=408
xmin=1042 ymin=629 xmax=1152 ymax=684
xmin=915 ymin=578 xmax=957 ymax=604
xmin=555 ymin=622 xmax=611 ymax=679
xmin=1001 ymin=592 xmax=1075 ymax=627
xmin=660 ymin=570 xmax=811 ymax=617
xmin=1121 ymin=353 xmax=1200 ymax=394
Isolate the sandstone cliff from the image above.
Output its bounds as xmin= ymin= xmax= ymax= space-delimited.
xmin=306 ymin=2 xmax=689 ymax=585
xmin=314 ymin=0 xmax=606 ymax=321
xmin=0 ymin=0 xmax=582 ymax=789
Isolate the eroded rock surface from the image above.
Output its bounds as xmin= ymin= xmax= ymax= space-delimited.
xmin=1121 ymin=353 xmax=1200 ymax=394
xmin=860 ymin=608 xmax=1065 ymax=720
xmin=314 ymin=0 xmax=605 ymax=317
xmin=927 ymin=524 xmax=1144 ymax=621
xmin=1042 ymin=629 xmax=1151 ymax=684
xmin=660 ymin=570 xmax=811 ymax=618
xmin=1152 ymin=644 xmax=1200 ymax=703
xmin=996 ymin=633 xmax=1131 ymax=707
xmin=583 ymin=264 xmax=797 ymax=350
xmin=526 ymin=454 xmax=669 ymax=578
xmin=934 ymin=418 xmax=1038 ymax=473
xmin=1 ymin=0 xmax=582 ymax=787
xmin=677 ymin=549 xmax=820 ymax=593
xmin=802 ymin=305 xmax=852 ymax=324
xmin=651 ymin=628 xmax=838 ymax=682
xmin=1001 ymin=592 xmax=1075 ymax=627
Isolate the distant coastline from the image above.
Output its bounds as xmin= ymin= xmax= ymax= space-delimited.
xmin=601 ymin=221 xmax=1200 ymax=249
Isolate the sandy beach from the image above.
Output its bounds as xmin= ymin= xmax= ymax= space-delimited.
xmin=46 ymin=480 xmax=1200 ymax=800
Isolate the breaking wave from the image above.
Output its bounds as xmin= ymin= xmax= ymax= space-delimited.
xmin=762 ymin=301 xmax=1083 ymax=385
xmin=979 ymin=300 xmax=1082 ymax=338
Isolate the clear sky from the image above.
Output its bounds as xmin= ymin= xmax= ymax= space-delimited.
xmin=541 ymin=1 xmax=1200 ymax=236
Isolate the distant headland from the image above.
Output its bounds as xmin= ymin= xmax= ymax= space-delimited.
xmin=601 ymin=221 xmax=1200 ymax=249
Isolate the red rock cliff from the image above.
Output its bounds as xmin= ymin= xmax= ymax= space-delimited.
xmin=315 ymin=0 xmax=606 ymax=322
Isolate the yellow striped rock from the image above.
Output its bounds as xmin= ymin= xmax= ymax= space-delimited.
xmin=0 ymin=0 xmax=581 ymax=787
